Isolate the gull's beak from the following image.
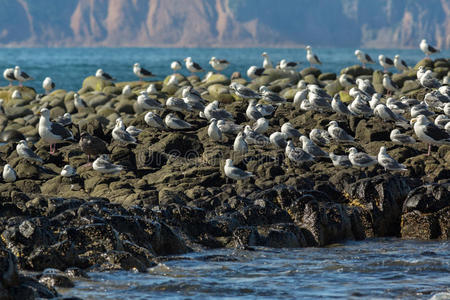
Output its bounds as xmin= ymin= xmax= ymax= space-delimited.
xmin=36 ymin=111 xmax=41 ymax=116
xmin=345 ymin=148 xmax=350 ymax=153
xmin=410 ymin=118 xmax=417 ymax=124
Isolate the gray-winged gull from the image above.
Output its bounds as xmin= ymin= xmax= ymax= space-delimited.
xmin=339 ymin=74 xmax=355 ymax=88
xmin=394 ymin=55 xmax=409 ymax=72
xmin=420 ymin=70 xmax=441 ymax=89
xmin=38 ymin=108 xmax=74 ymax=154
xmin=306 ymin=45 xmax=321 ymax=66
xmin=147 ymin=83 xmax=158 ymax=95
xmin=348 ymin=95 xmax=372 ymax=117
xmin=332 ymin=94 xmax=355 ymax=116
xmin=137 ymin=91 xmax=163 ymax=111
xmin=126 ymin=126 xmax=142 ymax=137
xmin=285 ymin=140 xmax=314 ymax=163
xmin=256 ymin=103 xmax=276 ymax=116
xmin=374 ymin=103 xmax=409 ymax=127
xmin=348 ymin=147 xmax=377 ymax=168
xmin=61 ymin=165 xmax=76 ymax=177
xmin=281 ymin=122 xmax=301 ymax=138
xmin=112 ymin=119 xmax=137 ymax=144
xmin=329 ymin=152 xmax=352 ymax=167
xmin=390 ymin=129 xmax=416 ymax=144
xmin=327 ymin=121 xmax=354 ymax=143
xmin=252 ymin=118 xmax=269 ymax=134
xmin=412 ymin=114 xmax=450 ymax=155
xmin=204 ymin=100 xmax=233 ymax=121
xmin=259 ymin=86 xmax=286 ymax=104
xmin=411 ymin=102 xmax=435 ymax=118
xmin=420 ymin=39 xmax=440 ymax=58
xmin=230 ymin=82 xmax=261 ymax=100
xmin=270 ymin=132 xmax=288 ymax=148
xmin=133 ymin=63 xmax=155 ymax=81
xmin=3 ymin=164 xmax=16 ymax=182
xmin=224 ymin=159 xmax=253 ymax=180
xmin=16 ymin=140 xmax=43 ymax=163
xmin=293 ymin=89 xmax=308 ymax=106
xmin=93 ymin=155 xmax=123 ymax=174
xmin=377 ymin=146 xmax=407 ymax=171
xmin=218 ymin=120 xmax=243 ymax=135
xmin=356 ymin=79 xmax=376 ymax=96
xmin=182 ymin=86 xmax=206 ymax=111
xmin=309 ymin=128 xmax=332 ymax=146
xmin=165 ymin=113 xmax=192 ymax=130
xmin=246 ymin=99 xmax=264 ymax=121
xmin=74 ymin=93 xmax=88 ymax=110
xmin=434 ymin=115 xmax=450 ymax=128
xmin=14 ymin=66 xmax=33 ymax=86
xmin=299 ymin=136 xmax=328 ymax=158
xmin=382 ymin=74 xmax=399 ymax=95
xmin=166 ymin=97 xmax=192 ymax=112
xmin=208 ymin=118 xmax=223 ymax=142
xmin=145 ymin=112 xmax=166 ymax=130
xmin=244 ymin=125 xmax=269 ymax=145
xmin=233 ymin=132 xmax=248 ymax=154
xmin=171 ymin=61 xmax=182 ymax=72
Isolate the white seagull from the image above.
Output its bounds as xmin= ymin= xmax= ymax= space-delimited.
xmin=208 ymin=118 xmax=223 ymax=142
xmin=411 ymin=114 xmax=450 ymax=155
xmin=112 ymin=118 xmax=137 ymax=144
xmin=394 ymin=55 xmax=409 ymax=72
xmin=224 ymin=159 xmax=253 ymax=180
xmin=61 ymin=165 xmax=76 ymax=177
xmin=377 ymin=146 xmax=407 ymax=171
xmin=3 ymin=68 xmax=16 ymax=86
xmin=327 ymin=121 xmax=355 ymax=143
xmin=390 ymin=129 xmax=416 ymax=144
xmin=3 ymin=164 xmax=17 ymax=183
xmin=348 ymin=147 xmax=377 ymax=168
xmin=16 ymin=140 xmax=43 ymax=163
xmin=378 ymin=55 xmax=394 ymax=72
xmin=133 ymin=63 xmax=155 ymax=81
xmin=96 ymin=69 xmax=115 ymax=81
xmin=306 ymin=45 xmax=321 ymax=66
xmin=233 ymin=132 xmax=248 ymax=154
xmin=165 ymin=113 xmax=192 ymax=130
xmin=209 ymin=57 xmax=230 ymax=72
xmin=42 ymin=77 xmax=55 ymax=95
xmin=420 ymin=39 xmax=440 ymax=58
xmin=93 ymin=155 xmax=123 ymax=175
xmin=170 ymin=60 xmax=182 ymax=73
xmin=184 ymin=57 xmax=204 ymax=74
xmin=261 ymin=52 xmax=273 ymax=69
xmin=144 ymin=112 xmax=166 ymax=130
xmin=354 ymin=50 xmax=375 ymax=68
xmin=38 ymin=108 xmax=74 ymax=154
xmin=14 ymin=66 xmax=33 ymax=86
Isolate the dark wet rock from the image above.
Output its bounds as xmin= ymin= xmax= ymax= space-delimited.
xmin=300 ymin=67 xmax=321 ymax=77
xmin=5 ymin=106 xmax=33 ymax=120
xmin=39 ymin=270 xmax=74 ymax=288
xmin=414 ymin=58 xmax=434 ymax=70
xmin=0 ymin=130 xmax=26 ymax=143
xmin=402 ymin=183 xmax=450 ymax=214
xmin=340 ymin=65 xmax=373 ymax=77
xmin=318 ymin=72 xmax=336 ymax=81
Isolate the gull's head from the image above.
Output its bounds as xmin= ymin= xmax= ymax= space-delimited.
xmin=133 ymin=63 xmax=140 ymax=68
xmin=348 ymin=147 xmax=358 ymax=154
xmin=212 ymin=100 xmax=219 ymax=107
xmin=379 ymin=146 xmax=387 ymax=154
xmin=299 ymin=135 xmax=308 ymax=143
xmin=327 ymin=120 xmax=338 ymax=127
xmin=229 ymin=82 xmax=237 ymax=89
xmin=244 ymin=125 xmax=252 ymax=132
xmin=14 ymin=66 xmax=20 ymax=71
xmin=184 ymin=57 xmax=192 ymax=62
xmin=210 ymin=118 xmax=217 ymax=124
xmin=249 ymin=99 xmax=256 ymax=105
xmin=261 ymin=52 xmax=268 ymax=57
xmin=306 ymin=45 xmax=311 ymax=51
xmin=96 ymin=69 xmax=103 ymax=76
xmin=421 ymin=39 xmax=426 ymax=44
xmin=225 ymin=158 xmax=233 ymax=166
xmin=39 ymin=107 xmax=50 ymax=117
xmin=354 ymin=49 xmax=361 ymax=56
xmin=394 ymin=55 xmax=400 ymax=59
xmin=378 ymin=54 xmax=384 ymax=60
xmin=259 ymin=85 xmax=268 ymax=93
xmin=286 ymin=140 xmax=294 ymax=148
xmin=18 ymin=140 xmax=27 ymax=147
xmin=383 ymin=74 xmax=389 ymax=78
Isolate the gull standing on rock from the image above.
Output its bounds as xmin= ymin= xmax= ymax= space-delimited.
xmin=16 ymin=140 xmax=43 ymax=163
xmin=144 ymin=112 xmax=166 ymax=130
xmin=299 ymin=135 xmax=329 ymax=158
xmin=374 ymin=103 xmax=408 ymax=126
xmin=166 ymin=97 xmax=192 ymax=112
xmin=293 ymin=89 xmax=308 ymax=106
xmin=329 ymin=152 xmax=352 ymax=167
xmin=147 ymin=83 xmax=158 ymax=95
xmin=204 ymin=100 xmax=233 ymax=121
xmin=74 ymin=93 xmax=88 ymax=110
xmin=281 ymin=122 xmax=301 ymax=138
xmin=165 ymin=113 xmax=192 ymax=130
xmin=126 ymin=126 xmax=142 ymax=137
xmin=233 ymin=132 xmax=248 ymax=154
xmin=332 ymin=94 xmax=355 ymax=116
xmin=309 ymin=128 xmax=332 ymax=146
xmin=356 ymin=78 xmax=376 ymax=96
xmin=244 ymin=125 xmax=269 ymax=145
xmin=348 ymin=147 xmax=377 ymax=168
xmin=3 ymin=68 xmax=16 ymax=86
xmin=224 ymin=159 xmax=253 ymax=181
xmin=14 ymin=66 xmax=33 ymax=86
xmin=79 ymin=132 xmax=110 ymax=162
xmin=61 ymin=165 xmax=76 ymax=177
xmin=209 ymin=57 xmax=230 ymax=72
xmin=411 ymin=102 xmax=434 ymax=118
xmin=170 ymin=61 xmax=182 ymax=73
xmin=208 ymin=118 xmax=223 ymax=142
xmin=420 ymin=39 xmax=440 ymax=58
xmin=270 ymin=132 xmax=288 ymax=148
xmin=419 ymin=70 xmax=441 ymax=89
xmin=285 ymin=140 xmax=314 ymax=164
xmin=390 ymin=129 xmax=416 ymax=144
xmin=339 ymin=74 xmax=355 ymax=89
xmin=42 ymin=77 xmax=55 ymax=94
xmin=133 ymin=63 xmax=155 ymax=81
xmin=229 ymin=82 xmax=261 ymax=100
xmin=386 ymin=97 xmax=408 ymax=114
xmin=435 ymin=114 xmax=450 ymax=129
xmin=377 ymin=146 xmax=407 ymax=171
xmin=411 ymin=114 xmax=450 ymax=155
xmin=306 ymin=46 xmax=321 ymax=66
xmin=96 ymin=69 xmax=115 ymax=81
xmin=327 ymin=121 xmax=355 ymax=143
xmin=3 ymin=164 xmax=16 ymax=182
xmin=252 ymin=117 xmax=269 ymax=134
xmin=394 ymin=55 xmax=409 ymax=72
xmin=383 ymin=74 xmax=399 ymax=95
xmin=247 ymin=66 xmax=266 ymax=79
xmin=11 ymin=90 xmax=21 ymax=99
xmin=246 ymin=99 xmax=264 ymax=121
xmin=217 ymin=120 xmax=242 ymax=135
xmin=122 ymin=85 xmax=131 ymax=96
xmin=259 ymin=86 xmax=286 ymax=104
xmin=256 ymin=103 xmax=276 ymax=116
xmin=354 ymin=50 xmax=375 ymax=68
xmin=348 ymin=95 xmax=372 ymax=117
xmin=378 ymin=55 xmax=394 ymax=73
xmin=279 ymin=59 xmax=300 ymax=71
xmin=261 ymin=52 xmax=273 ymax=69
xmin=93 ymin=155 xmax=123 ymax=175
xmin=112 ymin=119 xmax=137 ymax=144
xmin=182 ymin=86 xmax=206 ymax=111
xmin=38 ymin=108 xmax=75 ymax=154
xmin=137 ymin=91 xmax=163 ymax=111
xmin=55 ymin=113 xmax=72 ymax=127
xmin=184 ymin=57 xmax=203 ymax=74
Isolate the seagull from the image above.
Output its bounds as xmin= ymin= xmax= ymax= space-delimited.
xmin=209 ymin=57 xmax=230 ymax=72
xmin=394 ymin=55 xmax=409 ymax=72
xmin=424 ymin=91 xmax=448 ymax=108
xmin=419 ymin=70 xmax=441 ymax=89
xmin=14 ymin=66 xmax=33 ymax=87
xmin=329 ymin=152 xmax=352 ymax=167
xmin=281 ymin=122 xmax=301 ymax=138
xmin=374 ymin=103 xmax=408 ymax=126
xmin=61 ymin=165 xmax=76 ymax=177
xmin=112 ymin=119 xmax=137 ymax=144
xmin=285 ymin=140 xmax=314 ymax=164
xmin=93 ymin=155 xmax=123 ymax=175
xmin=38 ymin=108 xmax=74 ymax=154
xmin=261 ymin=52 xmax=273 ymax=69
xmin=411 ymin=102 xmax=435 ymax=118
xmin=400 ymin=96 xmax=420 ymax=107
xmin=327 ymin=121 xmax=354 ymax=143
xmin=184 ymin=57 xmax=203 ymax=74
xmin=382 ymin=74 xmax=399 ymax=96
xmin=126 ymin=126 xmax=142 ymax=137
xmin=332 ymin=94 xmax=355 ymax=116
xmin=95 ymin=69 xmax=115 ymax=81
xmin=244 ymin=125 xmax=269 ymax=145
xmin=444 ymin=103 xmax=450 ymax=116
xmin=166 ymin=97 xmax=192 ymax=112
xmin=217 ymin=120 xmax=243 ymax=135
xmin=308 ymin=84 xmax=331 ymax=99
xmin=11 ymin=90 xmax=21 ymax=99
xmin=3 ymin=68 xmax=15 ymax=86
xmin=42 ymin=77 xmax=55 ymax=94
xmin=79 ymin=132 xmax=110 ymax=162
xmin=246 ymin=99 xmax=264 ymax=121
xmin=356 ymin=79 xmax=376 ymax=96
xmin=144 ymin=112 xmax=166 ymax=130
xmin=377 ymin=146 xmax=407 ymax=171
xmin=339 ymin=74 xmax=355 ymax=88
xmin=252 ymin=117 xmax=269 ymax=134
xmin=167 ymin=74 xmax=179 ymax=86
xmin=16 ymin=140 xmax=43 ymax=163
xmin=416 ymin=66 xmax=427 ymax=81
xmin=233 ymin=132 xmax=248 ymax=154
xmin=306 ymin=45 xmax=321 ymax=66
xmin=349 ymin=87 xmax=370 ymax=102
xmin=74 ymin=93 xmax=88 ymax=110
xmin=256 ymin=103 xmax=276 ymax=116
xmin=146 ymin=83 xmax=158 ymax=95
xmin=420 ymin=39 xmax=440 ymax=58
xmin=348 ymin=147 xmax=377 ymax=168
xmin=170 ymin=60 xmax=182 ymax=73
xmin=204 ymin=100 xmax=233 ymax=121
xmin=297 ymin=80 xmax=307 ymax=89
xmin=354 ymin=50 xmax=375 ymax=68
xmin=247 ymin=66 xmax=266 ymax=79
xmin=224 ymin=159 xmax=253 ymax=180
xmin=3 ymin=164 xmax=17 ymax=183
xmin=378 ymin=55 xmax=394 ymax=73
xmin=165 ymin=113 xmax=192 ymax=130
xmin=386 ymin=97 xmax=408 ymax=114
xmin=279 ymin=59 xmax=300 ymax=70
xmin=308 ymin=92 xmax=332 ymax=112
xmin=133 ymin=63 xmax=155 ymax=81
xmin=137 ymin=91 xmax=163 ymax=111
xmin=259 ymin=86 xmax=286 ymax=104
xmin=434 ymin=115 xmax=450 ymax=129
xmin=182 ymin=86 xmax=206 ymax=111
xmin=229 ymin=82 xmax=261 ymax=100
xmin=411 ymin=114 xmax=450 ymax=155
xmin=208 ymin=118 xmax=223 ymax=142
xmin=309 ymin=128 xmax=332 ymax=146
xmin=55 ymin=113 xmax=72 ymax=127
xmin=348 ymin=94 xmax=372 ymax=117
xmin=293 ymin=89 xmax=308 ymax=106
xmin=122 ymin=85 xmax=132 ymax=96
xmin=270 ymin=132 xmax=288 ymax=148
xmin=390 ymin=129 xmax=416 ymax=144
xmin=299 ymin=136 xmax=329 ymax=158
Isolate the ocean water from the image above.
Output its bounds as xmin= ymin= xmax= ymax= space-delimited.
xmin=2 ymin=48 xmax=450 ymax=299
xmin=59 ymin=238 xmax=450 ymax=299
xmin=1 ymin=47 xmax=449 ymax=93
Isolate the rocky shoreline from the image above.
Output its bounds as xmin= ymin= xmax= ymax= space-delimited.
xmin=1 ymin=57 xmax=449 ymax=299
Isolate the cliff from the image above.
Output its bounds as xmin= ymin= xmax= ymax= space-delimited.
xmin=0 ymin=0 xmax=448 ymax=48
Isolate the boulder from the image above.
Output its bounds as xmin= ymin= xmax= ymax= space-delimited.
xmin=340 ymin=65 xmax=373 ymax=77
xmin=82 ymin=76 xmax=114 ymax=92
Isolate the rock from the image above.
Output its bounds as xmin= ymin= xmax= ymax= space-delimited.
xmin=255 ymin=68 xmax=300 ymax=86
xmin=5 ymin=106 xmax=33 ymax=120
xmin=355 ymin=118 xmax=394 ymax=143
xmin=318 ymin=72 xmax=337 ymax=81
xmin=401 ymin=80 xmax=421 ymax=94
xmin=402 ymin=183 xmax=449 ymax=214
xmin=303 ymin=74 xmax=319 ymax=85
xmin=325 ymin=80 xmax=343 ymax=97
xmin=0 ymin=130 xmax=25 ymax=142
xmin=434 ymin=59 xmax=450 ymax=68
xmin=300 ymin=67 xmax=321 ymax=77
xmin=82 ymin=76 xmax=114 ymax=92
xmin=39 ymin=270 xmax=74 ymax=288
xmin=340 ymin=65 xmax=373 ymax=77
xmin=7 ymin=86 xmax=37 ymax=101
xmin=414 ymin=58 xmax=434 ymax=70
xmin=207 ymin=84 xmax=234 ymax=103
xmin=433 ymin=67 xmax=449 ymax=79
xmin=391 ymin=70 xmax=416 ymax=87
xmin=203 ymin=73 xmax=230 ymax=86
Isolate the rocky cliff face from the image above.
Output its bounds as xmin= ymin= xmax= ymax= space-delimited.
xmin=0 ymin=0 xmax=448 ymax=48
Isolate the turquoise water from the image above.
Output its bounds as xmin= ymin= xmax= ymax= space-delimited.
xmin=60 ymin=238 xmax=449 ymax=299
xmin=1 ymin=47 xmax=449 ymax=93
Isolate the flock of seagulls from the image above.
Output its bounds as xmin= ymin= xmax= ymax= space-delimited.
xmin=1 ymin=39 xmax=449 ymax=182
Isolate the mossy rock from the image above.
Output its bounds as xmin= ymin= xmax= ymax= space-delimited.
xmin=300 ymin=67 xmax=321 ymax=77
xmin=401 ymin=80 xmax=421 ymax=94
xmin=84 ymin=93 xmax=111 ymax=107
xmin=339 ymin=91 xmax=352 ymax=103
xmin=325 ymin=80 xmax=344 ymax=97
xmin=163 ymin=74 xmax=186 ymax=86
xmin=207 ymin=84 xmax=234 ymax=103
xmin=5 ymin=106 xmax=33 ymax=120
xmin=161 ymin=84 xmax=178 ymax=95
xmin=318 ymin=72 xmax=336 ymax=81
xmin=103 ymin=86 xmax=122 ymax=95
xmin=414 ymin=58 xmax=434 ymax=70
xmin=280 ymin=88 xmax=299 ymax=100
xmin=82 ymin=76 xmax=115 ymax=92
xmin=3 ymin=86 xmax=37 ymax=101
xmin=340 ymin=65 xmax=373 ymax=77
xmin=434 ymin=59 xmax=450 ymax=68
xmin=270 ymin=77 xmax=295 ymax=90
xmin=255 ymin=69 xmax=299 ymax=86
xmin=392 ymin=70 xmax=416 ymax=87
xmin=303 ymin=74 xmax=319 ymax=85
xmin=433 ymin=67 xmax=448 ymax=79
xmin=203 ymin=74 xmax=230 ymax=87
xmin=372 ymin=70 xmax=384 ymax=85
